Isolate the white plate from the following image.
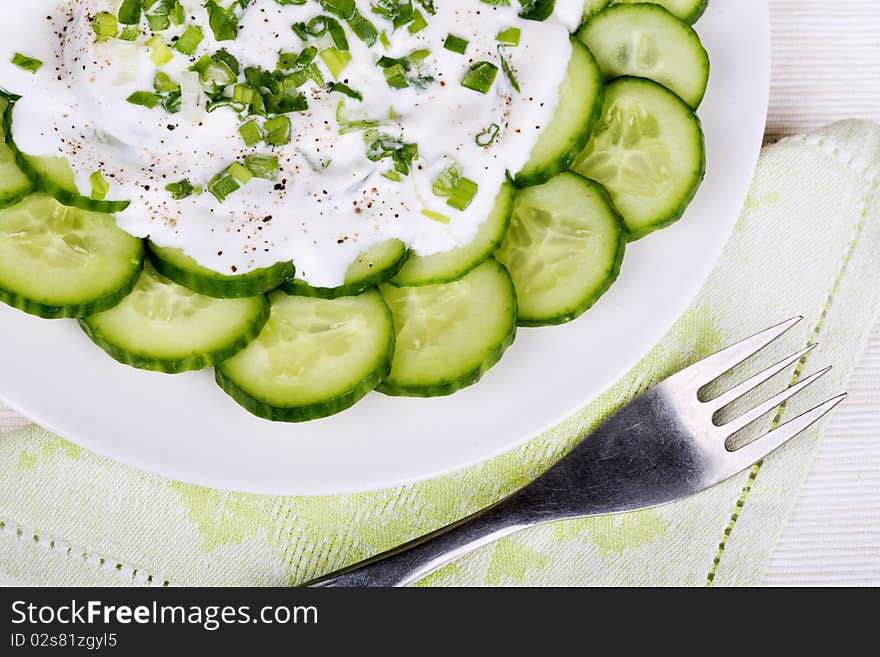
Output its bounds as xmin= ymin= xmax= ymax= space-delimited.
xmin=0 ymin=0 xmax=770 ymax=495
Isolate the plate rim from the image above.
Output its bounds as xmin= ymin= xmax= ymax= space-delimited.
xmin=0 ymin=0 xmax=771 ymax=495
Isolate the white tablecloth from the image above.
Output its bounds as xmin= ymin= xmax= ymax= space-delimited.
xmin=763 ymin=0 xmax=880 ymax=585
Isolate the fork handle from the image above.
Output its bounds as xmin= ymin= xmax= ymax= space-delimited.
xmin=307 ymin=492 xmax=538 ymax=587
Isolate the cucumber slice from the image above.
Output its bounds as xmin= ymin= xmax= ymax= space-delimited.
xmin=378 ymin=258 xmax=516 ymax=397
xmin=216 ymin=290 xmax=394 ymax=422
xmin=578 ymin=4 xmax=710 ymax=108
xmin=610 ymin=0 xmax=709 ymax=24
xmin=0 ymin=99 xmax=32 ymax=208
xmin=282 ymin=239 xmax=406 ymax=298
xmin=2 ymin=100 xmax=129 ymax=214
xmin=514 ymin=40 xmax=604 ymax=187
xmin=496 ymin=172 xmax=625 ymax=326
xmin=390 ymin=182 xmax=513 ymax=287
xmin=570 ymin=77 xmax=705 ymax=239
xmin=80 ymin=262 xmax=269 ymax=373
xmin=149 ymin=242 xmax=295 ymax=299
xmin=0 ymin=193 xmax=143 ymax=318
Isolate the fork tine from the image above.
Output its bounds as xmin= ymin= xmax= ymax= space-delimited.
xmin=675 ymin=316 xmax=803 ymax=386
xmin=724 ymin=394 xmax=846 ymax=470
xmin=705 ymin=343 xmax=816 ymax=412
xmin=719 ymin=366 xmax=831 ymax=436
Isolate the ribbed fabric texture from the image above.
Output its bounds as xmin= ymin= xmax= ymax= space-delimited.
xmin=765 ymin=324 xmax=880 ymax=585
xmin=759 ymin=0 xmax=880 ymax=586
xmin=766 ymin=0 xmax=880 ymax=141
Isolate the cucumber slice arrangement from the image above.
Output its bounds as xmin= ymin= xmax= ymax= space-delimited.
xmin=0 ymin=193 xmax=143 ymax=319
xmin=2 ymin=101 xmax=129 ymax=214
xmin=391 ymin=182 xmax=513 ymax=287
xmin=570 ymin=77 xmax=705 ymax=239
xmin=80 ymin=262 xmax=269 ymax=374
xmin=149 ymin=242 xmax=295 ymax=299
xmin=610 ymin=0 xmax=708 ymax=24
xmin=514 ymin=40 xmax=604 ymax=187
xmin=0 ymin=99 xmax=32 ymax=209
xmin=282 ymin=240 xmax=407 ymax=298
xmin=379 ymin=259 xmax=517 ymax=397
xmin=578 ymin=4 xmax=709 ymax=108
xmin=496 ymin=173 xmax=625 ymax=326
xmin=216 ymin=290 xmax=394 ymax=422
xmin=0 ymin=4 xmax=712 ymax=421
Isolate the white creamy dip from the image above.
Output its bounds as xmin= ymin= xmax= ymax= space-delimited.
xmin=0 ymin=0 xmax=579 ymax=285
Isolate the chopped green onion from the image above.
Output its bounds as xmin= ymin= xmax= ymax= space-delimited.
xmin=191 ymin=55 xmax=236 ymax=86
xmin=383 ymin=63 xmax=409 ymax=89
xmin=518 ymin=0 xmax=555 ymax=22
xmin=277 ymin=52 xmax=299 ymax=69
xmin=227 ymin=162 xmax=254 ymax=185
xmin=120 ymin=25 xmax=140 ymax=41
xmin=379 ymin=31 xmax=390 ymax=49
xmin=117 ymin=0 xmax=143 ymax=25
xmin=206 ymin=0 xmax=241 ymax=41
xmin=126 ymin=91 xmax=162 ymax=108
xmin=297 ymin=46 xmax=319 ymax=65
xmin=432 ymin=164 xmax=478 ymax=210
xmin=421 ymin=208 xmax=450 ymax=223
xmin=365 ymin=135 xmax=418 ymax=176
xmin=293 ymin=16 xmax=350 ymax=50
xmin=10 ymin=53 xmax=42 ymax=74
xmin=208 ymin=172 xmax=240 ymax=202
xmin=153 ymin=71 xmax=178 ymax=93
xmin=447 ymin=177 xmax=478 ymax=210
xmin=432 ymin=164 xmax=460 ymax=196
xmin=496 ymin=27 xmax=521 ymax=46
xmin=174 ymin=25 xmax=204 ymax=55
xmin=319 ymin=48 xmax=351 ymax=79
xmin=327 ymin=18 xmax=350 ymax=50
xmin=443 ymin=34 xmax=468 ymax=54
xmin=329 ymin=82 xmax=363 ymax=101
xmin=264 ymin=116 xmax=291 ymax=146
xmin=232 ymin=84 xmax=258 ymax=105
xmin=319 ymin=0 xmax=357 ymax=19
xmin=244 ymin=154 xmax=280 ymax=179
xmin=169 ymin=2 xmax=186 ymax=25
xmin=498 ymin=47 xmax=520 ymax=92
xmin=410 ymin=48 xmax=430 ymax=60
xmin=475 ymin=123 xmax=500 ymax=147
xmin=461 ymin=61 xmax=498 ymax=94
xmin=408 ymin=10 xmax=428 ymax=34
xmin=146 ymin=35 xmax=173 ymax=67
xmin=238 ymin=120 xmax=263 ymax=147
xmin=165 ymin=179 xmax=199 ymax=200
xmin=347 ymin=11 xmax=378 ymax=46
xmin=147 ymin=13 xmax=170 ymax=31
xmin=371 ymin=0 xmax=414 ymax=30
xmin=90 ymin=171 xmax=109 ymax=200
xmin=212 ymin=49 xmax=241 ymax=76
xmin=92 ymin=12 xmax=118 ymax=39
xmin=161 ymin=89 xmax=182 ymax=113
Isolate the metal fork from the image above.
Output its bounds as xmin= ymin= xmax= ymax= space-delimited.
xmin=308 ymin=317 xmax=845 ymax=587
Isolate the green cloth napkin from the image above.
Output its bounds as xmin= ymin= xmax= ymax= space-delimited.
xmin=1 ymin=120 xmax=878 ymax=587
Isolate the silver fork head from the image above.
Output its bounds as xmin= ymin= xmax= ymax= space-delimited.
xmin=528 ymin=317 xmax=845 ymax=520
xmin=659 ymin=316 xmax=845 ymax=482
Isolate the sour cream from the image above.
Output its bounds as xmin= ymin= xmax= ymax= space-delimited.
xmin=0 ymin=0 xmax=579 ymax=285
